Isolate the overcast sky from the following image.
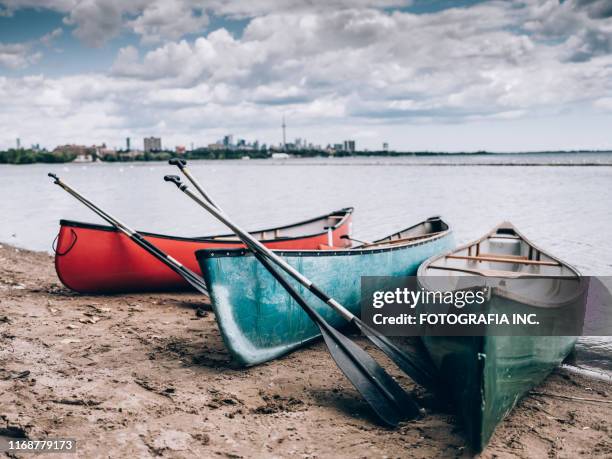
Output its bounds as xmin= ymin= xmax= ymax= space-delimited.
xmin=0 ymin=0 xmax=611 ymax=152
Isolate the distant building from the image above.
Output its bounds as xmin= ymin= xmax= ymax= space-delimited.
xmin=144 ymin=137 xmax=162 ymax=152
xmin=126 ymin=137 xmax=131 ymax=151
xmin=222 ymin=135 xmax=233 ymax=148
xmin=16 ymin=138 xmax=21 ymax=149
xmin=333 ymin=143 xmax=343 ymax=151
xmin=208 ymin=143 xmax=225 ymax=150
xmin=344 ymin=140 xmax=356 ymax=153
xmin=54 ymin=144 xmax=97 ymax=162
xmin=383 ymin=142 xmax=389 ymax=152
xmin=52 ymin=144 xmax=97 ymax=163
xmin=96 ymin=144 xmax=117 ymax=159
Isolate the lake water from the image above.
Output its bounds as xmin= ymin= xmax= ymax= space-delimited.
xmin=1 ymin=154 xmax=611 ymax=375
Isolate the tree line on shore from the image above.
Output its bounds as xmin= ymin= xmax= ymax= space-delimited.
xmin=2 ymin=147 xmax=608 ymax=164
xmin=1 ymin=147 xmax=365 ymax=164
xmin=0 ymin=148 xmax=77 ymax=164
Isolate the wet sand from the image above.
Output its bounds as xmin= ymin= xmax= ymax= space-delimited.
xmin=1 ymin=244 xmax=610 ymax=458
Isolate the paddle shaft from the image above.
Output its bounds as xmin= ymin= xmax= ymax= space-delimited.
xmin=48 ymin=174 xmax=209 ymax=294
xmin=172 ymin=182 xmax=355 ymax=322
xmin=165 ymin=171 xmax=420 ymax=423
xmin=169 ymin=159 xmax=221 ymax=210
xmin=249 ymin=250 xmax=407 ymax=411
xmin=165 ymin=172 xmax=437 ymax=388
xmin=166 ymin=171 xmax=359 ymax=343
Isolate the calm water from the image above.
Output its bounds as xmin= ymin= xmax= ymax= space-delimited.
xmin=1 ymin=155 xmax=611 ymax=374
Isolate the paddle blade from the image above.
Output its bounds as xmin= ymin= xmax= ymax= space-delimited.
xmin=355 ymin=320 xmax=438 ymax=389
xmin=318 ymin=322 xmax=420 ymax=426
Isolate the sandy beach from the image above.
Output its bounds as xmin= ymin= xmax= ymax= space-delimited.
xmin=1 ymin=243 xmax=610 ymax=458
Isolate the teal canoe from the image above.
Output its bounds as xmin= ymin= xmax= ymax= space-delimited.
xmin=417 ymin=222 xmax=586 ymax=452
xmin=196 ymin=216 xmax=454 ymax=366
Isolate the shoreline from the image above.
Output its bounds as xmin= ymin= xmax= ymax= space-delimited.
xmin=3 ymin=159 xmax=612 ymax=167
xmin=1 ymin=243 xmax=610 ymax=457
xmin=2 ymin=151 xmax=612 ymax=168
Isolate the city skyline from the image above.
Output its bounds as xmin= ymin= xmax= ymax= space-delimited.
xmin=1 ymin=1 xmax=612 ymax=152
xmin=7 ymin=112 xmax=360 ymax=153
xmin=4 ymin=127 xmax=363 ymax=156
xmin=5 ymin=129 xmax=359 ymax=154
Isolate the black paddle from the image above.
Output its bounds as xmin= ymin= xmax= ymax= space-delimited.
xmin=164 ymin=169 xmax=436 ymax=389
xmin=162 ymin=173 xmax=421 ymax=425
xmin=250 ymin=250 xmax=418 ymax=426
xmin=48 ymin=173 xmax=209 ymax=295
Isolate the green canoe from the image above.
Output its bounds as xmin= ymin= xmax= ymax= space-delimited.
xmin=417 ymin=222 xmax=586 ymax=452
xmin=196 ymin=216 xmax=454 ymax=366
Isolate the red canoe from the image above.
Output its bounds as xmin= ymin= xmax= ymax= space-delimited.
xmin=54 ymin=208 xmax=354 ymax=293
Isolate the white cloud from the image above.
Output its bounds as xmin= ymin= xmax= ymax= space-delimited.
xmin=127 ymin=0 xmax=209 ymax=44
xmin=0 ymin=0 xmax=76 ymax=16
xmin=63 ymin=0 xmax=125 ymax=47
xmin=0 ymin=43 xmax=41 ymax=69
xmin=1 ymin=0 xmax=413 ymax=46
xmin=40 ymin=27 xmax=63 ymax=47
xmin=1 ymin=1 xmax=612 ymax=151
xmin=574 ymin=0 xmax=612 ymax=19
xmin=107 ymin=3 xmax=612 ymax=119
xmin=205 ymin=0 xmax=412 ymax=18
xmin=522 ymin=0 xmax=612 ymax=62
xmin=593 ymin=96 xmax=612 ymax=111
xmin=0 ymin=26 xmax=62 ymax=69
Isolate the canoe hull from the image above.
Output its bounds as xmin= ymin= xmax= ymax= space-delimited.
xmin=197 ymin=229 xmax=454 ymax=366
xmin=54 ymin=209 xmax=353 ymax=293
xmin=418 ymin=222 xmax=581 ymax=451
xmin=423 ymin=328 xmax=576 ymax=451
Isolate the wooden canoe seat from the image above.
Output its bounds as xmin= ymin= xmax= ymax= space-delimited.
xmin=478 ymin=252 xmax=528 ymax=260
xmin=428 ymin=265 xmax=563 ymax=278
xmin=445 ymin=254 xmax=560 ymax=267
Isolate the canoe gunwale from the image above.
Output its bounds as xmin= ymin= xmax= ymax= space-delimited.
xmin=198 ymin=220 xmax=455 ymax=367
xmin=417 ymin=222 xmax=587 ymax=309
xmin=417 ymin=222 xmax=583 ymax=452
xmin=196 ymin=217 xmax=453 ymax=259
xmin=57 ymin=206 xmax=353 ymax=244
xmin=366 ymin=215 xmax=448 ymax=246
xmin=418 ymin=221 xmax=582 ymax=278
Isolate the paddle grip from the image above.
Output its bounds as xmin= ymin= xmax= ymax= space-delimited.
xmin=164 ymin=175 xmax=183 ymax=187
xmin=169 ymin=158 xmax=187 ymax=169
xmin=48 ymin=172 xmax=59 ymax=183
